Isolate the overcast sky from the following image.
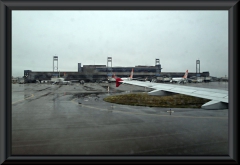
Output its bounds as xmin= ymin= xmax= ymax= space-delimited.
xmin=12 ymin=10 xmax=228 ymax=77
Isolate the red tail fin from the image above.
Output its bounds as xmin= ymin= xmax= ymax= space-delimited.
xmin=183 ymin=70 xmax=188 ymax=78
xmin=130 ymin=68 xmax=134 ymax=79
xmin=115 ymin=78 xmax=123 ymax=87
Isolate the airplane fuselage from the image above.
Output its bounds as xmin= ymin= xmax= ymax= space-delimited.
xmin=170 ymin=77 xmax=186 ymax=83
xmin=171 ymin=77 xmax=184 ymax=81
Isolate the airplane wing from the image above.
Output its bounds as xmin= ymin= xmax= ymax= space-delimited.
xmin=118 ymin=80 xmax=228 ymax=110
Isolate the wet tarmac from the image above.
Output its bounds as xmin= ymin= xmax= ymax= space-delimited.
xmin=12 ymin=82 xmax=228 ymax=155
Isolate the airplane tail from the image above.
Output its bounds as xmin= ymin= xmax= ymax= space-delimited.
xmin=183 ymin=70 xmax=188 ymax=79
xmin=129 ymin=68 xmax=134 ymax=79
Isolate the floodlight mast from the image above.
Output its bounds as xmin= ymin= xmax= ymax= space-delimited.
xmin=53 ymin=56 xmax=58 ymax=72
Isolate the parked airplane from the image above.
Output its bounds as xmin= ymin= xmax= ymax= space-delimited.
xmin=170 ymin=70 xmax=188 ymax=83
xmin=51 ymin=78 xmax=71 ymax=85
xmin=113 ymin=75 xmax=228 ymax=110
xmin=60 ymin=80 xmax=72 ymax=85
xmin=197 ymin=78 xmax=203 ymax=83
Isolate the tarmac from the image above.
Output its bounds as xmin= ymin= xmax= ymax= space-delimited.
xmin=12 ymin=82 xmax=228 ymax=155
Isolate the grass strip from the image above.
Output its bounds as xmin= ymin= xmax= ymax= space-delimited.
xmin=103 ymin=93 xmax=210 ymax=108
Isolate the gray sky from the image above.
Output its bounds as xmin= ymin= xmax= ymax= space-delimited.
xmin=12 ymin=10 xmax=228 ymax=78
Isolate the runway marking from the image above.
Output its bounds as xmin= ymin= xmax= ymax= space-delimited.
xmin=70 ymin=98 xmax=227 ymax=119
xmin=12 ymin=94 xmax=34 ymax=105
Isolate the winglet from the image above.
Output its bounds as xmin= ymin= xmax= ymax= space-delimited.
xmin=116 ymin=77 xmax=123 ymax=87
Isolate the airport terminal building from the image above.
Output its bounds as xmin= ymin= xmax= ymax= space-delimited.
xmin=21 ymin=57 xmax=210 ymax=83
xmin=23 ymin=64 xmax=210 ymax=83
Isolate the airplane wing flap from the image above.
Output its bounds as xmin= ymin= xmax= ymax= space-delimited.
xmin=164 ymin=90 xmax=227 ymax=103
xmin=166 ymin=87 xmax=196 ymax=93
xmin=153 ymin=87 xmax=228 ymax=103
xmin=193 ymin=91 xmax=227 ymax=98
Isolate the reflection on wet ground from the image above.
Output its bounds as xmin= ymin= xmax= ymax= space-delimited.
xmin=11 ymin=82 xmax=228 ymax=155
